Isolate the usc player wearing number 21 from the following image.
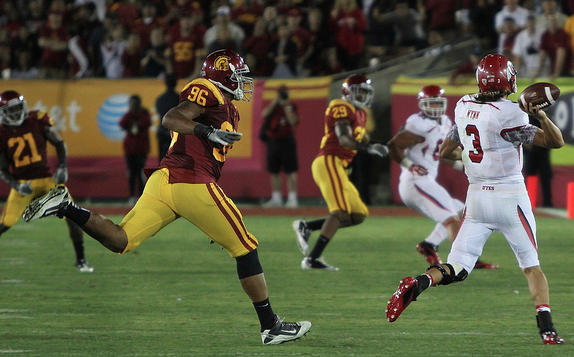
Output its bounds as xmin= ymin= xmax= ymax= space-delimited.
xmin=292 ymin=74 xmax=388 ymax=271
xmin=23 ymin=49 xmax=311 ymax=345
xmin=386 ymin=54 xmax=564 ymax=345
xmin=0 ymin=90 xmax=93 ymax=272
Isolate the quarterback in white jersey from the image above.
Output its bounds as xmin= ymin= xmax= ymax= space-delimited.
xmin=388 ymin=85 xmax=494 ymax=268
xmin=386 ymin=54 xmax=565 ymax=345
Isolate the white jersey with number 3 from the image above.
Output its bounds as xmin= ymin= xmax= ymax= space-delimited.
xmin=454 ymin=95 xmax=529 ymax=185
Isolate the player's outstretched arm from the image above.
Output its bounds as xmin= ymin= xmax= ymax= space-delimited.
xmin=526 ymin=104 xmax=564 ymax=149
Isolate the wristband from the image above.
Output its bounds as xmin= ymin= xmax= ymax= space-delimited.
xmin=193 ymin=123 xmax=213 ymax=138
xmin=453 ymin=161 xmax=464 ymax=171
xmin=400 ymin=158 xmax=414 ymax=168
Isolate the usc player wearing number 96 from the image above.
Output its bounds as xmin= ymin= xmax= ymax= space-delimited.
xmin=0 ymin=90 xmax=93 ymax=272
xmin=22 ymin=49 xmax=311 ymax=345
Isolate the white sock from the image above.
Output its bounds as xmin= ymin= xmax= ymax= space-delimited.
xmin=271 ymin=191 xmax=282 ymax=202
xmin=425 ymin=223 xmax=448 ymax=246
xmin=287 ymin=191 xmax=297 ymax=202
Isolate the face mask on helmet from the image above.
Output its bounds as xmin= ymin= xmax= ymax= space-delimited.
xmin=0 ymin=91 xmax=28 ymax=127
xmin=418 ymin=85 xmax=447 ymax=119
xmin=202 ymin=50 xmax=254 ymax=102
xmin=342 ymin=75 xmax=374 ymax=108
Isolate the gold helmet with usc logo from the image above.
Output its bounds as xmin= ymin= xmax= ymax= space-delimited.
xmin=0 ymin=90 xmax=28 ymax=127
xmin=342 ymin=74 xmax=374 ymax=108
xmin=201 ymin=49 xmax=253 ymax=101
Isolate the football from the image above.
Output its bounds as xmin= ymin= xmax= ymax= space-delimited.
xmin=518 ymin=82 xmax=560 ymax=110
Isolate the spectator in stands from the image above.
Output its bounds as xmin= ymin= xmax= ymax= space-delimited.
xmin=423 ymin=30 xmax=452 ymax=58
xmin=24 ymin=0 xmax=47 ymax=35
xmin=535 ymin=0 xmax=568 ymax=34
xmin=207 ymin=21 xmax=243 ymax=54
xmin=268 ymin=24 xmax=299 ymax=78
xmin=377 ymin=1 xmax=426 ymax=53
xmin=494 ymin=0 xmax=529 ymax=33
xmin=11 ymin=25 xmax=42 ymax=70
xmin=329 ymin=0 xmax=367 ymax=71
xmin=231 ymin=0 xmax=264 ymax=38
xmin=512 ymin=14 xmax=546 ymax=78
xmin=88 ymin=11 xmax=120 ymax=77
xmin=564 ymin=12 xmax=574 ymax=55
xmin=302 ymin=7 xmax=332 ymax=77
xmin=122 ymin=32 xmax=142 ymax=77
xmin=38 ymin=10 xmax=69 ymax=79
xmin=533 ymin=13 xmax=573 ymax=80
xmin=119 ymin=94 xmax=151 ymax=206
xmin=244 ymin=19 xmax=273 ymax=77
xmin=166 ymin=11 xmax=205 ymax=79
xmin=286 ymin=8 xmax=312 ymax=75
xmin=155 ymin=74 xmax=179 ymax=164
xmin=140 ymin=27 xmax=167 ymax=78
xmin=468 ymin=0 xmax=499 ymax=51
xmin=132 ymin=1 xmax=162 ymax=50
xmin=100 ymin=23 xmax=127 ymax=78
xmin=107 ymin=0 xmax=138 ymax=33
xmin=498 ymin=17 xmax=520 ymax=59
xmin=261 ymin=5 xmax=281 ymax=35
xmin=421 ymin=0 xmax=458 ymax=40
xmin=367 ymin=0 xmax=396 ymax=56
xmin=204 ymin=6 xmax=245 ymax=55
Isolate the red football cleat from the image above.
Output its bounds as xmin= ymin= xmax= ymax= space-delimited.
xmin=386 ymin=277 xmax=419 ymax=322
xmin=541 ymin=331 xmax=565 ymax=345
xmin=416 ymin=241 xmax=442 ymax=265
xmin=474 ymin=260 xmax=499 ymax=269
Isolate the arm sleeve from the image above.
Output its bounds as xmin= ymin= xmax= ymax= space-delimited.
xmin=446 ymin=123 xmax=460 ymax=144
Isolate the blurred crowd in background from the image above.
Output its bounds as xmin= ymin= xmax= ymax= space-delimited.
xmin=1 ymin=0 xmax=574 ymax=81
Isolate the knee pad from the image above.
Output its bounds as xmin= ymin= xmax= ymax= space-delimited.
xmin=427 ymin=263 xmax=468 ymax=286
xmin=235 ymin=249 xmax=263 ymax=279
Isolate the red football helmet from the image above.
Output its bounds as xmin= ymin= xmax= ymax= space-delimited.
xmin=342 ymin=74 xmax=374 ymax=108
xmin=476 ymin=54 xmax=517 ymax=94
xmin=418 ymin=85 xmax=447 ymax=119
xmin=0 ymin=90 xmax=28 ymax=126
xmin=201 ymin=49 xmax=253 ymax=101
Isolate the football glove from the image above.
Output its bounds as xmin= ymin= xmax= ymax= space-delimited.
xmin=367 ymin=143 xmax=389 ymax=158
xmin=15 ymin=181 xmax=33 ymax=196
xmin=195 ymin=123 xmax=243 ymax=146
xmin=409 ymin=164 xmax=428 ymax=176
xmin=53 ymin=166 xmax=68 ymax=184
xmin=207 ymin=128 xmax=243 ymax=146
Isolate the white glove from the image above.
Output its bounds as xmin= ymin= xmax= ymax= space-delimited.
xmin=367 ymin=143 xmax=389 ymax=158
xmin=15 ymin=181 xmax=33 ymax=196
xmin=52 ymin=166 xmax=68 ymax=184
xmin=207 ymin=128 xmax=243 ymax=146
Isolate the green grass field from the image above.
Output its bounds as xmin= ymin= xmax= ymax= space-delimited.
xmin=1 ymin=212 xmax=572 ymax=356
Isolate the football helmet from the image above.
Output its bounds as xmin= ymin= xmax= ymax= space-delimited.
xmin=418 ymin=85 xmax=447 ymax=119
xmin=342 ymin=74 xmax=374 ymax=108
xmin=201 ymin=49 xmax=253 ymax=102
xmin=0 ymin=90 xmax=28 ymax=127
xmin=476 ymin=54 xmax=517 ymax=94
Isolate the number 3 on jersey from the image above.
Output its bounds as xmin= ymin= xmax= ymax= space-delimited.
xmin=213 ymin=121 xmax=235 ymax=162
xmin=465 ymin=124 xmax=483 ymax=163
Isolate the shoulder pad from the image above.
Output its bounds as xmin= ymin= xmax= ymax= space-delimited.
xmin=180 ymin=78 xmax=225 ymax=107
xmin=329 ymin=99 xmax=356 ymax=113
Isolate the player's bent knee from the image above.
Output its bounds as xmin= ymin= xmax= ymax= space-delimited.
xmin=351 ymin=213 xmax=366 ymax=225
xmin=428 ymin=263 xmax=468 ymax=285
xmin=331 ymin=211 xmax=352 ymax=227
xmin=236 ymin=249 xmax=264 ymax=279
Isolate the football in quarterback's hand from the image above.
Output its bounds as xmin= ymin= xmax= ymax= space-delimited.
xmin=518 ymin=82 xmax=560 ymax=111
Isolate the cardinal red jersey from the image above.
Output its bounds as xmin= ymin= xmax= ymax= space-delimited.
xmin=0 ymin=110 xmax=53 ymax=180
xmin=317 ymin=99 xmax=367 ymax=163
xmin=168 ymin=25 xmax=205 ymax=78
xmin=160 ymin=78 xmax=240 ymax=184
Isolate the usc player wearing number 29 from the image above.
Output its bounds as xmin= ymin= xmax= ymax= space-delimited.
xmin=23 ymin=49 xmax=311 ymax=345
xmin=0 ymin=90 xmax=93 ymax=272
xmin=386 ymin=54 xmax=565 ymax=345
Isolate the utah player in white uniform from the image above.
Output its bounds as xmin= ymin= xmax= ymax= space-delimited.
xmin=386 ymin=54 xmax=565 ymax=345
xmin=388 ymin=85 xmax=496 ymax=269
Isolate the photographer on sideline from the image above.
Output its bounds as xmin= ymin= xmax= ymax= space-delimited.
xmin=260 ymin=85 xmax=300 ymax=208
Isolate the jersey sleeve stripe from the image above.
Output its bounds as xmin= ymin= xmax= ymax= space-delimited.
xmin=207 ymin=183 xmax=257 ymax=251
xmin=325 ymin=155 xmax=348 ymax=212
xmin=517 ymin=204 xmax=537 ymax=251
